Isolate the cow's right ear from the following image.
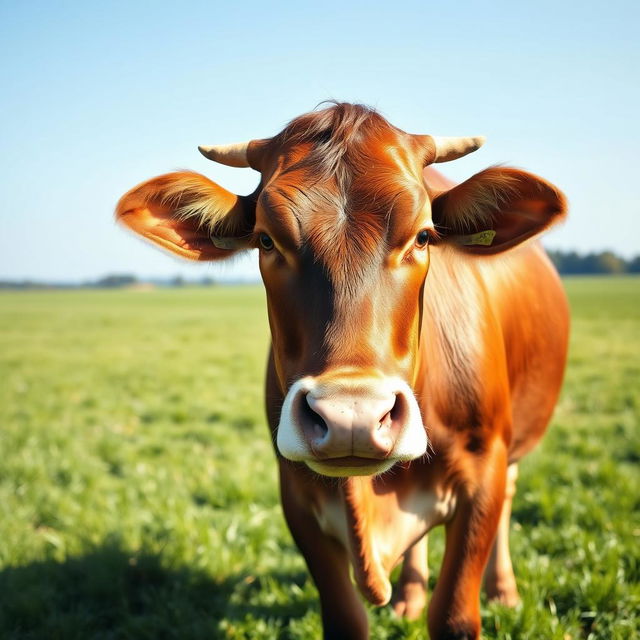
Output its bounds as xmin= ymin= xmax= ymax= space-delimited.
xmin=115 ymin=171 xmax=255 ymax=261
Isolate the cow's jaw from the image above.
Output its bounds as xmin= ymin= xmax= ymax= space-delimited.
xmin=277 ymin=375 xmax=427 ymax=477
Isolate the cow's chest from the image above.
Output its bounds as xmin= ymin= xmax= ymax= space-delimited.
xmin=312 ymin=481 xmax=457 ymax=570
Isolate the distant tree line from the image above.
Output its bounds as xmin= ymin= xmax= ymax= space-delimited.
xmin=547 ymin=250 xmax=640 ymax=275
xmin=3 ymin=251 xmax=640 ymax=290
xmin=91 ymin=274 xmax=218 ymax=288
xmin=0 ymin=274 xmax=218 ymax=290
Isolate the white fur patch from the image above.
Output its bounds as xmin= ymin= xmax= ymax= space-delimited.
xmin=276 ymin=377 xmax=315 ymax=462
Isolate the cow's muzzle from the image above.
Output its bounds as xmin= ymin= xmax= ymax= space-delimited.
xmin=276 ymin=375 xmax=428 ymax=477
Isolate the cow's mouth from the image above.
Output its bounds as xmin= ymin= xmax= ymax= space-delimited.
xmin=306 ymin=456 xmax=397 ymax=478
xmin=317 ymin=456 xmax=388 ymax=467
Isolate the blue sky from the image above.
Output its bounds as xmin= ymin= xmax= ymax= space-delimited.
xmin=1 ymin=1 xmax=638 ymax=281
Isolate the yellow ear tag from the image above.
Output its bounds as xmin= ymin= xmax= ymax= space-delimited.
xmin=459 ymin=230 xmax=496 ymax=246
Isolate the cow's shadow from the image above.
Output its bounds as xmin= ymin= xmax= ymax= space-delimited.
xmin=0 ymin=541 xmax=314 ymax=639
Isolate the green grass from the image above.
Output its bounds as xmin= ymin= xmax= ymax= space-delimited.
xmin=0 ymin=277 xmax=638 ymax=639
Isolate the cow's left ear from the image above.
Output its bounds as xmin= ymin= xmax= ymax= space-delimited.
xmin=430 ymin=167 xmax=567 ymax=254
xmin=116 ymin=171 xmax=255 ymax=261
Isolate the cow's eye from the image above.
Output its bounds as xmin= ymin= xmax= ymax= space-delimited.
xmin=259 ymin=233 xmax=274 ymax=251
xmin=415 ymin=229 xmax=430 ymax=248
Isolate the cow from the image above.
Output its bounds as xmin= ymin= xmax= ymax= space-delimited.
xmin=116 ymin=102 xmax=569 ymax=639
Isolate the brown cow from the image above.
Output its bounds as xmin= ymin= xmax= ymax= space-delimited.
xmin=116 ymin=103 xmax=569 ymax=639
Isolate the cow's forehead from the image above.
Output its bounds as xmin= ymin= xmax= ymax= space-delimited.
xmin=259 ymin=140 xmax=429 ymax=242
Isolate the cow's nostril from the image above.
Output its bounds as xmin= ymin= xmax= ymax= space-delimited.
xmin=390 ymin=392 xmax=407 ymax=426
xmin=302 ymin=395 xmax=328 ymax=439
xmin=378 ymin=410 xmax=392 ymax=430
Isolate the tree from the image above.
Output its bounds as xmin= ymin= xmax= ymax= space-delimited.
xmin=94 ymin=274 xmax=138 ymax=288
xmin=628 ymin=256 xmax=640 ymax=273
xmin=597 ymin=251 xmax=625 ymax=274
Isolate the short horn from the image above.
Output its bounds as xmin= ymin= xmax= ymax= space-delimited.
xmin=430 ymin=136 xmax=486 ymax=163
xmin=198 ymin=142 xmax=250 ymax=168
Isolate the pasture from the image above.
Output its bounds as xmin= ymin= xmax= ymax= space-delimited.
xmin=1 ymin=276 xmax=638 ymax=639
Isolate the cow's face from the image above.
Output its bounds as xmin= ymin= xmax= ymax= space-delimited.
xmin=117 ymin=103 xmax=565 ymax=477
xmin=254 ymin=123 xmax=434 ymax=476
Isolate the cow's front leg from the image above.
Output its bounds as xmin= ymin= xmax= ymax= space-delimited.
xmin=391 ymin=535 xmax=428 ymax=620
xmin=428 ymin=443 xmax=507 ymax=640
xmin=280 ymin=467 xmax=368 ymax=640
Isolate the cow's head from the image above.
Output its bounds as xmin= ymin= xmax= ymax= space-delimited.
xmin=117 ymin=103 xmax=565 ymax=477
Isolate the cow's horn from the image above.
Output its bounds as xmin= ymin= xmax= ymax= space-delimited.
xmin=430 ymin=136 xmax=486 ymax=163
xmin=198 ymin=142 xmax=250 ymax=168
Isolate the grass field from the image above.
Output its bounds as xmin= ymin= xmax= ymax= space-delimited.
xmin=1 ymin=277 xmax=638 ymax=639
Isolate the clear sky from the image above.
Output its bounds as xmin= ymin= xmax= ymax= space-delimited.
xmin=1 ymin=1 xmax=638 ymax=282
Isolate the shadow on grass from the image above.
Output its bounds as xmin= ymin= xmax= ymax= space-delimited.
xmin=0 ymin=542 xmax=313 ymax=639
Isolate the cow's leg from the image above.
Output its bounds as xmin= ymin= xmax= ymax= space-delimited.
xmin=269 ymin=367 xmax=367 ymax=638
xmin=428 ymin=445 xmax=507 ymax=640
xmin=280 ymin=475 xmax=368 ymax=639
xmin=391 ymin=535 xmax=428 ymax=620
xmin=483 ymin=462 xmax=520 ymax=606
